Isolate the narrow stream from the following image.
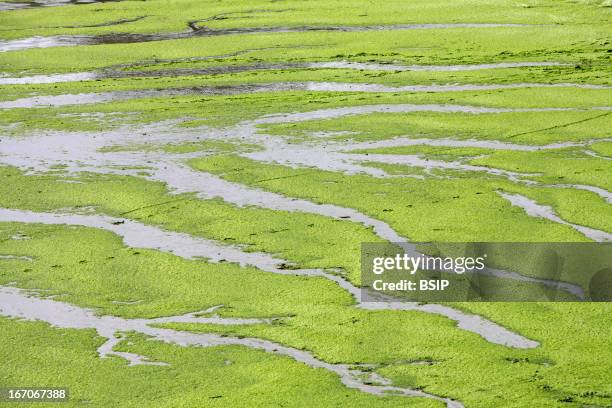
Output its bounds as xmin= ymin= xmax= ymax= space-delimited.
xmin=498 ymin=192 xmax=612 ymax=242
xmin=0 ymin=286 xmax=464 ymax=408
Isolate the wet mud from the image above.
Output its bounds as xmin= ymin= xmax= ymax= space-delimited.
xmin=0 ymin=60 xmax=577 ymax=85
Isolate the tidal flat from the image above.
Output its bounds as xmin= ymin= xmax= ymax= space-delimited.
xmin=0 ymin=1 xmax=611 ymax=407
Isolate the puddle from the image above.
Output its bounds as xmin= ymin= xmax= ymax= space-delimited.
xmin=1 ymin=104 xmax=608 ymax=243
xmin=0 ymin=35 xmax=94 ymax=52
xmin=0 ymin=286 xmax=464 ymax=407
xmin=0 ymin=254 xmax=33 ymax=261
xmin=0 ymin=64 xmax=299 ymax=85
xmin=150 ymin=309 xmax=275 ymax=326
xmin=235 ymin=104 xmax=603 ymax=183
xmin=0 ymin=122 xmax=412 ymax=245
xmin=0 ymin=91 xmax=163 ymax=109
xmin=0 ymin=207 xmax=289 ymax=271
xmin=1 ymin=0 xmax=125 ymax=9
xmin=498 ymin=192 xmax=612 ymax=242
xmin=0 ymin=1 xmax=30 ymax=11
xmin=0 ymin=207 xmax=539 ymax=349
xmin=300 ymin=82 xmax=610 ymax=93
xmin=340 ymin=153 xmax=531 ymax=179
xmin=0 ymin=72 xmax=98 ymax=85
xmin=0 ymin=83 xmax=317 ymax=108
xmin=0 ymin=23 xmax=533 ymax=52
xmin=309 ymin=61 xmax=570 ymax=72
xmin=0 ymin=104 xmax=602 ymax=347
xmin=242 ymin=137 xmax=523 ymax=180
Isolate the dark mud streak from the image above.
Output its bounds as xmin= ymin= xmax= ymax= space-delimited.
xmin=0 ymin=60 xmax=575 ymax=84
xmin=4 ymin=82 xmax=608 ymax=109
xmin=44 ymin=15 xmax=148 ymax=29
xmin=187 ymin=8 xmax=295 ymax=32
xmin=507 ymin=111 xmax=611 ymax=139
xmin=1 ymin=0 xmax=130 ymax=10
xmin=0 ymin=23 xmax=536 ymax=52
xmin=104 ymin=45 xmax=323 ymax=71
xmin=100 ymin=63 xmax=302 ymax=79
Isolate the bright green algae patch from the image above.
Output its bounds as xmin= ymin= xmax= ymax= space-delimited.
xmin=0 ymin=166 xmax=380 ymax=282
xmin=3 ymin=66 xmax=610 ymax=104
xmin=189 ymin=155 xmax=609 ymax=241
xmin=160 ymin=301 xmax=612 ymax=408
xmin=260 ymin=110 xmax=612 ymax=145
xmin=1 ymin=223 xmax=610 ymax=408
xmin=1 ymin=0 xmax=611 ymax=406
xmin=0 ymin=318 xmax=440 ymax=408
xmin=353 ymin=145 xmax=612 ymax=191
xmin=2 ymin=0 xmax=610 ymax=41
xmin=0 ymin=222 xmax=354 ymax=319
xmin=1 ymin=24 xmax=610 ymax=79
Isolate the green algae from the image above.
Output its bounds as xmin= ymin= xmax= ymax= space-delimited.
xmin=0 ymin=1 xmax=610 ymax=407
xmin=260 ymin=110 xmax=612 ymax=145
xmin=0 ymin=166 xmax=380 ymax=282
xmin=189 ymin=154 xmax=609 ymax=242
xmin=2 ymin=88 xmax=610 ymax=136
xmin=0 ymin=317 xmax=440 ymax=408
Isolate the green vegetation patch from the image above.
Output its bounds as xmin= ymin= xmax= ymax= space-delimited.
xmin=0 ymin=318 xmax=439 ymax=407
xmin=260 ymin=110 xmax=612 ymax=145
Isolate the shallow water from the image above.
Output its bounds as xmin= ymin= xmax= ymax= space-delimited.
xmin=0 ymin=1 xmax=29 ymax=11
xmin=0 ymin=104 xmax=604 ymax=347
xmin=309 ymin=61 xmax=570 ymax=72
xmin=1 ymin=103 xmax=608 ymax=242
xmin=498 ymin=192 xmax=612 ymax=242
xmin=0 ymin=71 xmax=97 ymax=85
xmin=0 ymin=0 xmax=125 ymax=9
xmin=0 ymin=286 xmax=465 ymax=406
xmin=0 ymin=207 xmax=539 ymax=348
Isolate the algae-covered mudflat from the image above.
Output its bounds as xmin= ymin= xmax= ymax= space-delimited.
xmin=0 ymin=1 xmax=611 ymax=407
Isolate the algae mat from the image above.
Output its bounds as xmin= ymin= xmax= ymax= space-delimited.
xmin=0 ymin=1 xmax=611 ymax=407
